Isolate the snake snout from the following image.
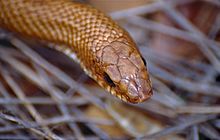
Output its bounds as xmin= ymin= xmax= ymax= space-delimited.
xmin=126 ymin=77 xmax=152 ymax=103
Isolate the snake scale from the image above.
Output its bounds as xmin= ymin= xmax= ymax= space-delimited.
xmin=0 ymin=0 xmax=152 ymax=103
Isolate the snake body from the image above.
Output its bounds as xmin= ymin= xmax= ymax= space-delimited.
xmin=0 ymin=0 xmax=152 ymax=103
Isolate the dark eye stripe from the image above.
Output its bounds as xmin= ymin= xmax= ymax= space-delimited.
xmin=104 ymin=72 xmax=116 ymax=87
xmin=141 ymin=56 xmax=147 ymax=66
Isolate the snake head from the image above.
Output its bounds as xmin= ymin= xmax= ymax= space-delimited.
xmin=99 ymin=40 xmax=153 ymax=103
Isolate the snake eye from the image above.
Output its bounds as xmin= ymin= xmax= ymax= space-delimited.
xmin=104 ymin=72 xmax=116 ymax=87
xmin=141 ymin=56 xmax=146 ymax=66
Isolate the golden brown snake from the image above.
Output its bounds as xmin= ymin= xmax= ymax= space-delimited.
xmin=0 ymin=0 xmax=152 ymax=103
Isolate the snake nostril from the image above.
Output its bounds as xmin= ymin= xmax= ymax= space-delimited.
xmin=103 ymin=72 xmax=116 ymax=87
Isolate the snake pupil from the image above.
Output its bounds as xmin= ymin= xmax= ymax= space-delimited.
xmin=103 ymin=73 xmax=116 ymax=87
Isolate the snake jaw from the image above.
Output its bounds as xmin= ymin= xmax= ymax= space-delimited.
xmin=103 ymin=66 xmax=152 ymax=104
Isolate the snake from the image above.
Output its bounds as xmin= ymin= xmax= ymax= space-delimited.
xmin=0 ymin=0 xmax=152 ymax=103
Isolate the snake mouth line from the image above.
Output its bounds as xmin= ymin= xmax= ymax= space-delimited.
xmin=103 ymin=83 xmax=129 ymax=102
